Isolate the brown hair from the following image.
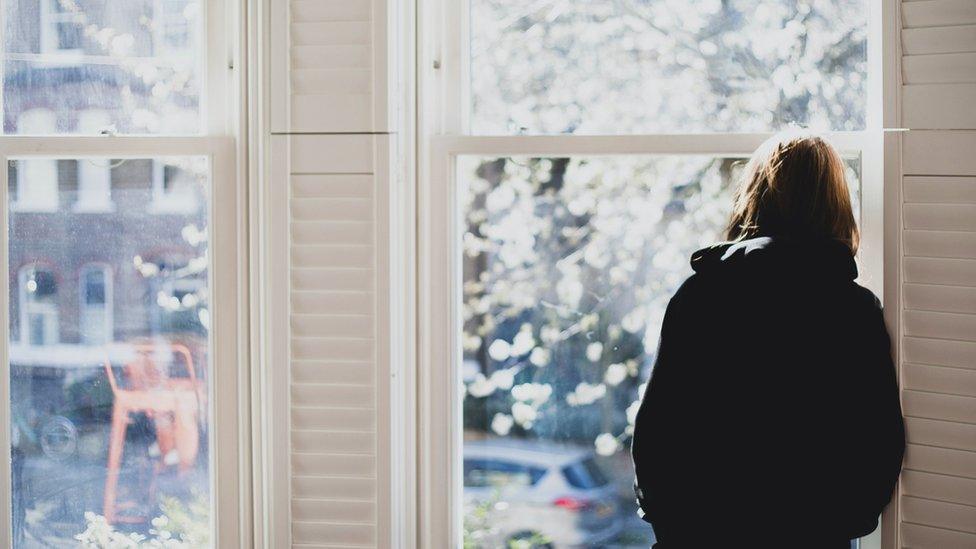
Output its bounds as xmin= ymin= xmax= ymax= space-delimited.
xmin=726 ymin=132 xmax=859 ymax=254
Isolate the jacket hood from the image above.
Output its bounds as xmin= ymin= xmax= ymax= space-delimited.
xmin=690 ymin=236 xmax=857 ymax=280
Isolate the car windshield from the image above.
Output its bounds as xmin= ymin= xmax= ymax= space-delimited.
xmin=562 ymin=458 xmax=610 ymax=489
xmin=463 ymin=459 xmax=548 ymax=488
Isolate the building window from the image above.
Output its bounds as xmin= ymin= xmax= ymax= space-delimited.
xmin=153 ymin=0 xmax=197 ymax=55
xmin=420 ymin=1 xmax=879 ymax=547
xmin=39 ymin=0 xmax=84 ymax=55
xmin=18 ymin=265 xmax=59 ymax=346
xmin=79 ymin=265 xmax=112 ymax=345
xmin=150 ymin=159 xmax=201 ymax=213
xmin=12 ymin=109 xmax=58 ymax=212
xmin=73 ymin=110 xmax=114 ymax=212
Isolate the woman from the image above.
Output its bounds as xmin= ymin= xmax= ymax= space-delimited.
xmin=631 ymin=133 xmax=905 ymax=548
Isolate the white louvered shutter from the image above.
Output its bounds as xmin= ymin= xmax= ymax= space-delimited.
xmin=897 ymin=1 xmax=976 ymax=546
xmin=267 ymin=0 xmax=396 ymax=545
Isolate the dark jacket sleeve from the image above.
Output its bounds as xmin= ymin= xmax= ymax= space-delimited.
xmin=849 ymin=294 xmax=905 ymax=526
xmin=630 ymin=282 xmax=694 ymax=528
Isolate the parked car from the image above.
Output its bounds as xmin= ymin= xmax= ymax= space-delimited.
xmin=463 ymin=438 xmax=622 ymax=548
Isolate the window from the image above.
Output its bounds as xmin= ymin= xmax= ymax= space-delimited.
xmin=79 ymin=264 xmax=111 ymax=345
xmin=39 ymin=0 xmax=84 ymax=55
xmin=18 ymin=265 xmax=59 ymax=346
xmin=420 ymin=1 xmax=882 ymax=547
xmin=1 ymin=0 xmax=241 ymax=546
xmin=150 ymin=159 xmax=202 ymax=213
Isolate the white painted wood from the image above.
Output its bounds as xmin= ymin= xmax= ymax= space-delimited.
xmin=902 ymin=0 xmax=976 ymax=29
xmin=906 ymin=417 xmax=976 ymax=452
xmin=901 ymin=522 xmax=976 ymax=548
xmin=903 ymin=496 xmax=976 ymax=537
xmin=904 ymin=257 xmax=976 ymax=286
xmin=904 ymin=283 xmax=976 ymax=314
xmin=903 ymin=84 xmax=976 ymax=128
xmin=904 ymin=232 xmax=976 ymax=260
xmin=903 ymin=52 xmax=976 ymax=84
xmin=903 ymin=390 xmax=976 ymax=425
xmin=904 ymin=203 xmax=976 ymax=231
xmin=904 ymin=131 xmax=976 ymax=176
xmin=292 ymin=522 xmax=376 ymax=546
xmin=904 ymin=363 xmax=976 ymax=397
xmin=289 ymin=135 xmax=374 ymax=173
xmin=904 ymin=336 xmax=976 ymax=370
xmin=291 ymin=70 xmax=372 ymax=94
xmin=902 ymin=25 xmax=976 ymax=55
xmin=292 ymin=499 xmax=377 ymax=523
xmin=902 ymin=470 xmax=976 ymax=507
xmin=904 ymin=176 xmax=976 ymax=204
xmin=905 ymin=445 xmax=976 ymax=480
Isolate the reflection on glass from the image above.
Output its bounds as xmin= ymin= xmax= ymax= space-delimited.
xmin=459 ymin=156 xmax=861 ymax=548
xmin=4 ymin=0 xmax=202 ymax=135
xmin=471 ymin=1 xmax=867 ymax=134
xmin=8 ymin=157 xmax=211 ymax=547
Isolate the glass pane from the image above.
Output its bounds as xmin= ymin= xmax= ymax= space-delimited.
xmin=8 ymin=156 xmax=212 ymax=547
xmin=4 ymin=0 xmax=203 ymax=135
xmin=459 ymin=155 xmax=861 ymax=547
xmin=470 ymin=1 xmax=867 ymax=134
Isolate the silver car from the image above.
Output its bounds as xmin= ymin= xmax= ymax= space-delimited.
xmin=463 ymin=438 xmax=623 ymax=548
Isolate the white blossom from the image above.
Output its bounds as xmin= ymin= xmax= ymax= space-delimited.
xmin=491 ymin=413 xmax=513 ymax=436
xmin=604 ymin=363 xmax=628 ymax=386
xmin=595 ymin=433 xmax=621 ymax=456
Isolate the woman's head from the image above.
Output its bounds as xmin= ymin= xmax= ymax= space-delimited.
xmin=726 ymin=132 xmax=859 ymax=254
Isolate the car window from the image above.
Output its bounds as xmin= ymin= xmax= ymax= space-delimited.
xmin=561 ymin=458 xmax=609 ymax=489
xmin=463 ymin=459 xmax=547 ymax=488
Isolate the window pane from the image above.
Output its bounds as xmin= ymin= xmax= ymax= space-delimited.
xmin=4 ymin=0 xmax=203 ymax=135
xmin=471 ymin=1 xmax=867 ymax=134
xmin=459 ymin=155 xmax=861 ymax=547
xmin=8 ymin=156 xmax=211 ymax=546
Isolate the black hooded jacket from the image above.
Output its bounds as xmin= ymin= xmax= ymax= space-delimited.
xmin=631 ymin=237 xmax=905 ymax=548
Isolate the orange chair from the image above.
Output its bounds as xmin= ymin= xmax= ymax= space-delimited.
xmin=102 ymin=343 xmax=206 ymax=524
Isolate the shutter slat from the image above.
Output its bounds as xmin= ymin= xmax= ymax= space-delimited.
xmin=292 ymin=383 xmax=375 ymax=408
xmin=291 ymin=95 xmax=373 ymax=133
xmin=292 ymin=199 xmax=373 ymax=221
xmin=903 ymin=84 xmax=976 ymax=128
xmin=292 ymin=337 xmax=375 ymax=361
xmin=904 ymin=203 xmax=976 ymax=231
xmin=291 ymin=314 xmax=374 ymax=336
xmin=290 ymin=135 xmax=374 ymax=173
xmin=903 ymin=390 xmax=976 ymax=425
xmin=904 ymin=284 xmax=976 ymax=315
xmin=292 ymin=245 xmax=374 ymax=269
xmin=291 ymin=0 xmax=371 ymax=23
xmin=904 ymin=337 xmax=976 ymax=370
xmin=902 ymin=25 xmax=976 ymax=55
xmin=292 ymin=499 xmax=377 ymax=524
xmin=291 ymin=22 xmax=371 ymax=46
xmin=901 ymin=522 xmax=976 ymax=548
xmin=292 ymin=45 xmax=372 ymax=71
xmin=292 ymin=361 xmax=376 ymax=386
xmin=292 ymin=477 xmax=375 ymax=500
xmin=906 ymin=417 xmax=976 ymax=452
xmin=904 ymin=176 xmax=976 ymax=204
xmin=904 ymin=310 xmax=976 ymax=342
xmin=904 ymin=131 xmax=976 ymax=176
xmin=292 ymin=71 xmax=372 ymax=94
xmin=904 ymin=363 xmax=976 ymax=398
xmin=291 ymin=175 xmax=373 ymax=199
xmin=902 ymin=0 xmax=976 ymax=29
xmin=293 ymin=407 xmax=377 ymax=432
xmin=904 ymin=257 xmax=976 ymax=287
xmin=292 ymin=521 xmax=376 ymax=546
xmin=292 ymin=431 xmax=375 ymax=454
xmin=292 ymin=269 xmax=374 ymax=292
xmin=291 ymin=292 xmax=373 ymax=315
xmin=293 ymin=222 xmax=373 ymax=246
xmin=903 ymin=497 xmax=976 ymax=536
xmin=906 ymin=445 xmax=976 ymax=480
xmin=902 ymin=470 xmax=976 ymax=507
xmin=292 ymin=453 xmax=377 ymax=478
xmin=903 ymin=53 xmax=976 ymax=84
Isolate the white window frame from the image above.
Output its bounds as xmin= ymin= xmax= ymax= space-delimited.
xmin=417 ymin=1 xmax=893 ymax=548
xmin=0 ymin=0 xmax=247 ymax=544
xmin=78 ymin=263 xmax=112 ymax=345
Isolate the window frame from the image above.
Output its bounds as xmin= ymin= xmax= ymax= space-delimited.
xmin=417 ymin=1 xmax=889 ymax=547
xmin=0 ymin=0 xmax=245 ymax=543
